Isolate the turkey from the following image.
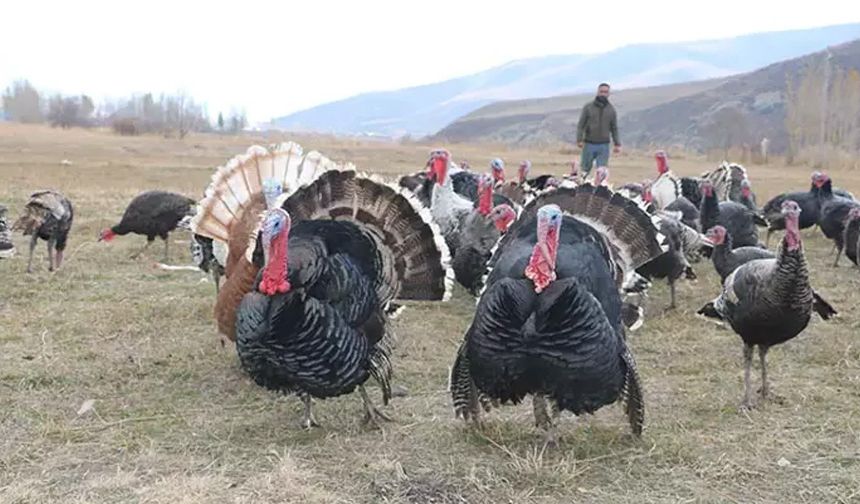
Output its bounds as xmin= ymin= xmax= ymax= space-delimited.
xmin=697 ymin=201 xmax=837 ymax=410
xmin=560 ymin=161 xmax=580 ymax=188
xmin=192 ymin=143 xmax=339 ymax=343
xmin=738 ymin=179 xmax=769 ymax=227
xmin=493 ymin=158 xmax=528 ymax=205
xmin=699 ymin=180 xmax=761 ymax=248
xmin=451 ymin=175 xmax=517 ymax=295
xmin=98 ymin=190 xmax=196 ymax=262
xmin=647 ymin=182 xmax=700 ymax=231
xmin=190 ymin=233 xmax=226 ymax=293
xmin=518 ymin=160 xmax=556 ymax=192
xmin=427 ymin=149 xmax=479 ymax=256
xmin=12 ymin=190 xmax=73 ymax=273
xmin=843 ymin=207 xmax=860 ymax=268
xmin=723 ymin=162 xmax=749 ymax=203
xmin=223 ymin=163 xmax=451 ymax=429
xmin=760 ymin=171 xmax=854 ymax=246
xmin=397 ymin=171 xmax=433 ymax=208
xmin=815 ymin=173 xmax=860 ymax=267
xmin=680 ymin=176 xmax=703 ymax=209
xmin=0 ymin=204 xmax=15 ymax=258
xmin=449 ymin=184 xmax=667 ymax=440
xmin=650 ymin=150 xmax=681 ymax=209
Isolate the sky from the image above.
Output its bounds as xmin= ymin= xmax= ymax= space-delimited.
xmin=1 ymin=1 xmax=859 ymax=123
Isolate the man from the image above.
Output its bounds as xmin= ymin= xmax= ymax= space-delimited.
xmin=576 ymin=83 xmax=621 ymax=180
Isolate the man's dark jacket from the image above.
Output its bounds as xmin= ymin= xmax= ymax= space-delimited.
xmin=576 ymin=98 xmax=620 ymax=145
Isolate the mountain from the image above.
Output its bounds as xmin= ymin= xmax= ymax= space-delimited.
xmin=270 ymin=23 xmax=860 ymax=137
xmin=436 ymin=38 xmax=860 ymax=153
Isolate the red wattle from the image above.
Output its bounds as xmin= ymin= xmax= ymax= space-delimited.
xmin=259 ymin=233 xmax=291 ymax=296
xmin=478 ymin=186 xmax=492 ymax=216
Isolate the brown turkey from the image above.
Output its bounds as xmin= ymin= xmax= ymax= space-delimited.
xmin=12 ymin=190 xmax=74 ymax=273
xmin=98 ymin=190 xmax=196 ymax=262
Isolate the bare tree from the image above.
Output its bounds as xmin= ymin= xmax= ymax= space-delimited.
xmin=701 ymin=106 xmax=750 ymax=158
xmin=2 ymin=80 xmax=44 ymax=123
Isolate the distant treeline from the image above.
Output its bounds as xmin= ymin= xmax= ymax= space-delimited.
xmin=1 ymin=80 xmax=247 ymax=138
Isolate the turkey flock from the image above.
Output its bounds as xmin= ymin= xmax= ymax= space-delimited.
xmin=2 ymin=143 xmax=858 ymax=445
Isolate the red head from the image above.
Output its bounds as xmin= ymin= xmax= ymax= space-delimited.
xmin=655 ymin=150 xmax=669 ymax=175
xmin=518 ymin=160 xmax=531 ymax=183
xmin=812 ymin=171 xmax=829 ymax=189
xmin=98 ymin=228 xmax=117 ymax=242
xmin=477 ymin=174 xmax=493 ymax=216
xmin=781 ymin=200 xmax=802 ymax=251
xmin=701 ymin=180 xmax=715 ymax=198
xmin=641 ymin=179 xmax=653 ymax=203
xmin=525 ymin=204 xmax=562 ymax=293
xmin=489 ymin=204 xmax=517 ymax=233
xmin=428 ymin=149 xmax=451 ymax=186
xmin=490 ymin=158 xmax=505 ymax=184
xmin=258 ymin=208 xmax=292 ymax=296
xmin=740 ymin=178 xmax=752 ymax=199
xmin=705 ymin=225 xmax=727 ymax=246
xmin=595 ymin=166 xmax=609 ymax=186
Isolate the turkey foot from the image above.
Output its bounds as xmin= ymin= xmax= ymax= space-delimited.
xmin=130 ymin=240 xmax=152 ymax=260
xmin=533 ymin=394 xmax=559 ymax=448
xmin=359 ymin=385 xmax=392 ymax=428
xmin=300 ymin=394 xmax=320 ymax=429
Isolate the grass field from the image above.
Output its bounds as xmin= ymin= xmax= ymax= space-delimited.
xmin=1 ymin=124 xmax=859 ymax=503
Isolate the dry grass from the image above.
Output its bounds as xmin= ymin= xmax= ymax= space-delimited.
xmin=1 ymin=124 xmax=859 ymax=503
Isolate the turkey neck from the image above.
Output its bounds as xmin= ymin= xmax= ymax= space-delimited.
xmin=774 ymin=216 xmax=810 ymax=307
xmin=712 ymin=232 xmax=733 ymax=273
xmin=700 ymin=190 xmax=719 ymax=230
xmin=478 ymin=185 xmax=492 ymax=216
xmin=260 ymin=232 xmax=290 ymax=295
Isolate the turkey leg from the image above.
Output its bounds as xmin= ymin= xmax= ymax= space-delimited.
xmin=46 ymin=239 xmax=55 ymax=272
xmin=26 ymin=234 xmax=38 ymax=273
xmin=740 ymin=344 xmax=754 ymax=410
xmin=533 ymin=394 xmax=559 ymax=447
xmin=359 ymin=385 xmax=392 ymax=428
xmin=831 ymin=244 xmax=843 ymax=268
xmin=130 ymin=239 xmax=153 ymax=259
xmin=162 ymin=237 xmax=170 ymax=263
xmin=300 ymin=394 xmax=320 ymax=429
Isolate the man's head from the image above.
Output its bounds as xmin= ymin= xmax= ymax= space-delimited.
xmin=597 ymin=83 xmax=610 ymax=98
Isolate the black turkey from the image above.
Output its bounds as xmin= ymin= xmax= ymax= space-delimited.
xmin=699 ymin=180 xmax=761 ymax=248
xmin=815 ymin=173 xmax=860 ymax=267
xmin=738 ymin=179 xmax=768 ymax=227
xmin=450 ymin=184 xmax=667 ymax=440
xmin=12 ymin=190 xmax=74 ymax=273
xmin=230 ymin=167 xmax=452 ymax=429
xmin=99 ymin=190 xmax=196 ymax=262
xmin=680 ymin=176 xmax=703 ymax=209
xmin=451 ymin=175 xmax=517 ymax=295
xmin=698 ymin=201 xmax=837 ymax=410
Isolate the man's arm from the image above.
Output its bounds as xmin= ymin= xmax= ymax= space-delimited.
xmin=576 ymin=105 xmax=588 ymax=146
xmin=610 ymin=107 xmax=620 ymax=147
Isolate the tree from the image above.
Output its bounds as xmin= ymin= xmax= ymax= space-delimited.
xmin=2 ymin=80 xmax=43 ymax=123
xmin=229 ymin=111 xmax=247 ymax=133
xmin=217 ymin=112 xmax=224 ymax=131
xmin=701 ymin=106 xmax=750 ymax=158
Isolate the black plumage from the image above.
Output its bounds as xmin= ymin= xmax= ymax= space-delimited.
xmin=636 ymin=216 xmax=692 ymax=309
xmin=99 ymin=190 xmax=196 ymax=261
xmin=190 ymin=233 xmax=225 ymax=293
xmin=450 ymin=185 xmax=666 ymax=438
xmin=815 ymin=175 xmax=860 ymax=267
xmin=699 ymin=182 xmax=761 ymax=248
xmin=698 ymin=201 xmax=836 ymax=409
xmin=12 ymin=190 xmax=74 ymax=273
xmin=235 ymin=170 xmax=450 ymax=428
xmin=844 ymin=209 xmax=860 ymax=267
xmin=664 ymin=196 xmax=700 ymax=231
xmin=680 ymin=177 xmax=702 ymax=208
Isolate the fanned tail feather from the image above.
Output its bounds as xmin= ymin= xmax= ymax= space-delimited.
xmin=621 ymin=348 xmax=645 ymax=437
xmin=281 ymin=169 xmax=452 ymax=302
xmin=812 ymin=290 xmax=837 ymax=320
xmin=449 ymin=342 xmax=493 ymax=421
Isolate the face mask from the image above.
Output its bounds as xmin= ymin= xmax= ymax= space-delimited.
xmin=595 ymin=95 xmax=609 ymax=105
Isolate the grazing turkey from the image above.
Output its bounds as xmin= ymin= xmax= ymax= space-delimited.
xmin=450 ymin=184 xmax=667 ymax=440
xmin=815 ymin=173 xmax=860 ymax=267
xmin=451 ymin=175 xmax=517 ymax=294
xmin=843 ymin=207 xmax=860 ymax=268
xmin=213 ymin=161 xmax=452 ymax=429
xmin=697 ymin=201 xmax=837 ymax=410
xmin=98 ymin=190 xmax=196 ymax=262
xmin=699 ymin=180 xmax=761 ymax=248
xmin=0 ymin=204 xmax=15 ymax=258
xmin=650 ymin=150 xmax=681 ymax=209
xmin=12 ymin=190 xmax=73 ymax=273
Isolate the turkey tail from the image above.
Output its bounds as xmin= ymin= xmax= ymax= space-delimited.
xmin=449 ymin=342 xmax=493 ymax=421
xmin=621 ymin=348 xmax=645 ymax=437
xmin=675 ymin=221 xmax=713 ymax=264
xmin=368 ymin=318 xmax=395 ymax=405
xmin=812 ymin=290 xmax=837 ymax=320
xmin=191 ymin=142 xmax=339 ymax=242
xmin=281 ymin=169 xmax=453 ymax=302
xmin=12 ymin=190 xmax=70 ymax=235
xmin=500 ymin=185 xmax=667 ymax=283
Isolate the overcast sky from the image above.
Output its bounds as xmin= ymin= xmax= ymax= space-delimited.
xmin=2 ymin=1 xmax=859 ymax=122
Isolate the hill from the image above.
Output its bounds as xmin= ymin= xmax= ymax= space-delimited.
xmin=270 ymin=23 xmax=860 ymax=137
xmin=436 ymin=38 xmax=860 ymax=152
